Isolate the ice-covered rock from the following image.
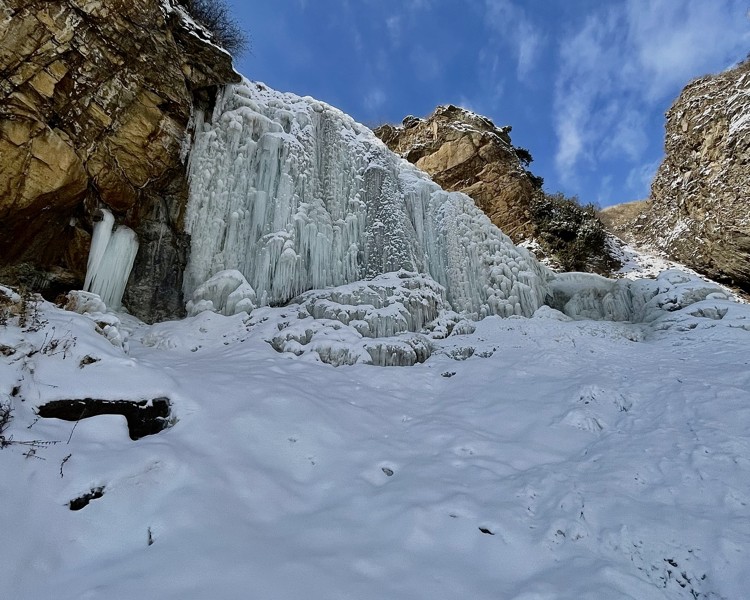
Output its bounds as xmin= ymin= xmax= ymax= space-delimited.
xmin=269 ymin=272 xmax=473 ymax=366
xmin=184 ymin=80 xmax=550 ymax=319
xmin=550 ymin=269 xmax=733 ymax=323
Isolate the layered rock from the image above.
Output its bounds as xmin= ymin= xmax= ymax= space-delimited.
xmin=375 ymin=105 xmax=539 ymax=242
xmin=0 ymin=0 xmax=239 ymax=320
xmin=633 ymin=59 xmax=750 ymax=293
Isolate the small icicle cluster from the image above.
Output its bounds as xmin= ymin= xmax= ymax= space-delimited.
xmin=184 ymin=80 xmax=551 ymax=319
xmin=83 ymin=209 xmax=138 ymax=310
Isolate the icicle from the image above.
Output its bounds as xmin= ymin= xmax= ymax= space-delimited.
xmin=83 ymin=210 xmax=115 ymax=291
xmin=84 ymin=209 xmax=139 ymax=310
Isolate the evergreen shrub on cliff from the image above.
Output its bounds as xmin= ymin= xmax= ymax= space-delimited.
xmin=530 ymin=192 xmax=616 ymax=274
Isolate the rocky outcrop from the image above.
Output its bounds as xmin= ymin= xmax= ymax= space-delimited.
xmin=375 ymin=105 xmax=540 ymax=242
xmin=0 ymin=0 xmax=239 ymax=320
xmin=598 ymin=200 xmax=649 ymax=244
xmin=633 ymin=59 xmax=750 ymax=293
xmin=375 ymin=106 xmax=616 ymax=274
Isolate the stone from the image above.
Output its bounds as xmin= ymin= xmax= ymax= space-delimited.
xmin=375 ymin=105 xmax=539 ymax=243
xmin=0 ymin=0 xmax=240 ymax=320
xmin=618 ymin=59 xmax=750 ymax=294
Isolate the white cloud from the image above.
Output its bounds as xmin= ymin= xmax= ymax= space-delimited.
xmin=410 ymin=45 xmax=441 ymax=81
xmin=386 ymin=15 xmax=402 ymax=47
xmin=364 ymin=88 xmax=386 ymax=112
xmin=625 ymin=0 xmax=750 ymax=100
xmin=626 ymin=159 xmax=660 ymax=196
xmin=553 ymin=0 xmax=750 ymax=187
xmin=483 ymin=0 xmax=545 ymax=82
xmin=407 ymin=0 xmax=432 ymax=10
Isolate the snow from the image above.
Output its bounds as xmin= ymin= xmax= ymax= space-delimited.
xmin=83 ymin=209 xmax=139 ymax=310
xmin=608 ymin=234 xmax=745 ymax=303
xmin=2 ymin=270 xmax=750 ymax=599
xmin=184 ymin=80 xmax=549 ymax=319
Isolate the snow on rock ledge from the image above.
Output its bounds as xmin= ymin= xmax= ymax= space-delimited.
xmin=184 ymin=80 xmax=549 ymax=319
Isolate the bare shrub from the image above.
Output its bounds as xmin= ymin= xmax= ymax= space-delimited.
xmin=178 ymin=0 xmax=249 ymax=55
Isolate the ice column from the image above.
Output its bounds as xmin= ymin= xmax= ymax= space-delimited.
xmin=84 ymin=209 xmax=139 ymax=310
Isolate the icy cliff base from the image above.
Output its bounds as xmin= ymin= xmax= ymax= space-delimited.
xmin=550 ymin=269 xmax=734 ymax=323
xmin=184 ymin=267 xmax=741 ymax=367
xmin=185 ymin=80 xmax=548 ymax=319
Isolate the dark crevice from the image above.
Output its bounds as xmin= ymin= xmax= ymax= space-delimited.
xmin=69 ymin=486 xmax=105 ymax=511
xmin=37 ymin=397 xmax=172 ymax=440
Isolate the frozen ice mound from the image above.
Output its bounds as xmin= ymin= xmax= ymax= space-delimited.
xmin=186 ymin=269 xmax=257 ymax=317
xmin=269 ymin=271 xmax=475 ymax=366
xmin=184 ymin=80 xmax=549 ymax=320
xmin=549 ymin=269 xmax=737 ymax=325
xmin=64 ymin=290 xmax=128 ymax=349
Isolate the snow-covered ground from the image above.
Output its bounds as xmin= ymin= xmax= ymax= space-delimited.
xmin=2 ymin=272 xmax=750 ymax=600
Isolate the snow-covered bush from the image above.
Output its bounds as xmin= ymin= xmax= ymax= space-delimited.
xmin=529 ymin=192 xmax=616 ymax=274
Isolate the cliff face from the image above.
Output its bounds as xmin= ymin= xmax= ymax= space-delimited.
xmin=375 ymin=105 xmax=540 ymax=242
xmin=635 ymin=59 xmax=750 ymax=292
xmin=0 ymin=0 xmax=239 ymax=320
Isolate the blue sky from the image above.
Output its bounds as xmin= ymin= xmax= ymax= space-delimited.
xmin=227 ymin=0 xmax=749 ymax=207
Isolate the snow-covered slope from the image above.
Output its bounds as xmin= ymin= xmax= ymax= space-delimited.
xmin=2 ymin=277 xmax=750 ymax=599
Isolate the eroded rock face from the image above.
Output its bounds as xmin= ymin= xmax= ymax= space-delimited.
xmin=0 ymin=0 xmax=239 ymax=319
xmin=375 ymin=105 xmax=540 ymax=242
xmin=634 ymin=59 xmax=750 ymax=293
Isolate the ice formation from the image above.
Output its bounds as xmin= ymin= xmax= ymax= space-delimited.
xmin=550 ymin=269 xmax=732 ymax=323
xmin=187 ymin=269 xmax=257 ymax=317
xmin=83 ymin=209 xmax=138 ymax=310
xmin=268 ymin=271 xmax=475 ymax=366
xmin=185 ymin=80 xmax=550 ymax=319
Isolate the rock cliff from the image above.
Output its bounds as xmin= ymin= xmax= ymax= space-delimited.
xmin=0 ymin=0 xmax=239 ymax=320
xmin=630 ymin=59 xmax=750 ymax=293
xmin=375 ymin=105 xmax=540 ymax=242
xmin=375 ymin=106 xmax=616 ymax=274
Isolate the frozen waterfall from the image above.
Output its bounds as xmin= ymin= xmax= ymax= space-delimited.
xmin=184 ymin=80 xmax=550 ymax=319
xmin=83 ymin=209 xmax=139 ymax=310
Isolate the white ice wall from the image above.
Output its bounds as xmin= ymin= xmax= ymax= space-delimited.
xmin=184 ymin=80 xmax=550 ymax=318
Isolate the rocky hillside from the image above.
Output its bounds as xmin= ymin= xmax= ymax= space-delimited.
xmin=629 ymin=58 xmax=750 ymax=293
xmin=376 ymin=105 xmax=540 ymax=241
xmin=598 ymin=200 xmax=648 ymax=244
xmin=0 ymin=0 xmax=239 ymax=321
xmin=375 ymin=106 xmax=617 ymax=274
